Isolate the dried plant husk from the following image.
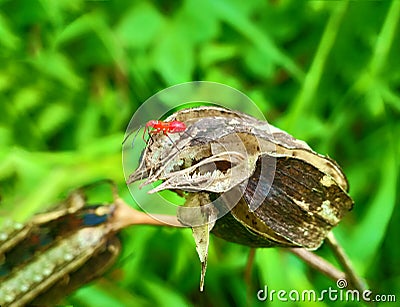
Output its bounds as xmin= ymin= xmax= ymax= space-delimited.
xmin=212 ymin=155 xmax=353 ymax=250
xmin=0 ymin=190 xmax=121 ymax=307
xmin=127 ymin=106 xmax=354 ymax=289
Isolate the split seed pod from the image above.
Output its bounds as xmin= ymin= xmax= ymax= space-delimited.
xmin=128 ymin=106 xmax=353 ymax=289
xmin=0 ymin=186 xmax=125 ymax=307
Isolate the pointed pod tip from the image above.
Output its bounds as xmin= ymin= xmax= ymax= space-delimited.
xmin=199 ymin=260 xmax=207 ymax=292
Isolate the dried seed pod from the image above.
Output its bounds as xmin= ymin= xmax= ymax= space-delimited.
xmin=0 ymin=188 xmax=121 ymax=307
xmin=212 ymin=154 xmax=353 ymax=249
xmin=127 ymin=106 xmax=354 ymax=289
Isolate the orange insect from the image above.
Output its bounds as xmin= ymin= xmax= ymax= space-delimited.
xmin=143 ymin=120 xmax=187 ymax=141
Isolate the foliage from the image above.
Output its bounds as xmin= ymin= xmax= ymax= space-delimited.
xmin=1 ymin=0 xmax=399 ymax=306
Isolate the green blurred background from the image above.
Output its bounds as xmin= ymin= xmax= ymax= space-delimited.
xmin=1 ymin=0 xmax=399 ymax=306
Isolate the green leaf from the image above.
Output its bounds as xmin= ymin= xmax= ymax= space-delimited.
xmin=141 ymin=278 xmax=189 ymax=307
xmin=200 ymin=43 xmax=237 ymax=67
xmin=176 ymin=0 xmax=219 ymax=44
xmin=37 ymin=103 xmax=72 ymax=137
xmin=347 ymin=131 xmax=397 ymax=274
xmin=207 ymin=0 xmax=304 ymax=82
xmin=152 ymin=25 xmax=194 ymax=84
xmin=31 ymin=51 xmax=82 ymax=89
xmin=55 ymin=13 xmax=93 ymax=46
xmin=0 ymin=13 xmax=20 ymax=52
xmin=115 ymin=2 xmax=164 ymax=49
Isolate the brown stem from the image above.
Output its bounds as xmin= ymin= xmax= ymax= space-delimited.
xmin=111 ymin=197 xmax=184 ymax=230
xmin=287 ymin=247 xmax=346 ymax=281
xmin=287 ymin=232 xmax=367 ymax=297
xmin=245 ymin=248 xmax=256 ymax=306
xmin=325 ymin=232 xmax=367 ymax=292
xmin=245 ymin=248 xmax=256 ymax=284
xmin=111 ymin=198 xmax=366 ymax=295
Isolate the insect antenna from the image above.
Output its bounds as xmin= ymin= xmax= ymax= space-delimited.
xmin=122 ymin=127 xmax=142 ymax=149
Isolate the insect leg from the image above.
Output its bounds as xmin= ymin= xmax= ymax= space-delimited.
xmin=182 ymin=130 xmax=195 ymax=140
xmin=164 ymin=132 xmax=181 ymax=152
xmin=147 ymin=130 xmax=155 ymax=144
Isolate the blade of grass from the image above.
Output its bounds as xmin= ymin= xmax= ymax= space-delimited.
xmin=285 ymin=1 xmax=348 ymax=131
xmin=208 ymin=0 xmax=305 ymax=82
xmin=347 ymin=130 xmax=397 ymax=274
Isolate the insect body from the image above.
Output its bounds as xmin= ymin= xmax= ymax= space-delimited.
xmin=143 ymin=120 xmax=187 ymax=141
xmin=123 ymin=120 xmax=187 ymax=151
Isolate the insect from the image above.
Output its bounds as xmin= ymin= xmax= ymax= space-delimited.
xmin=143 ymin=120 xmax=187 ymax=141
xmin=142 ymin=120 xmax=187 ymax=152
xmin=123 ymin=119 xmax=187 ymax=152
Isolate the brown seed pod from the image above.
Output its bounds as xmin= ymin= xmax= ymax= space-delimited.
xmin=127 ymin=106 xmax=354 ymax=289
xmin=0 ymin=187 xmax=121 ymax=307
xmin=212 ymin=154 xmax=353 ymax=249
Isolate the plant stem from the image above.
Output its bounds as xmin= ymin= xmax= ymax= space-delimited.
xmin=325 ymin=232 xmax=367 ymax=293
xmin=245 ymin=248 xmax=256 ymax=306
xmin=113 ymin=198 xmax=366 ymax=294
xmin=287 ymin=247 xmax=346 ymax=281
xmin=111 ymin=197 xmax=184 ymax=230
